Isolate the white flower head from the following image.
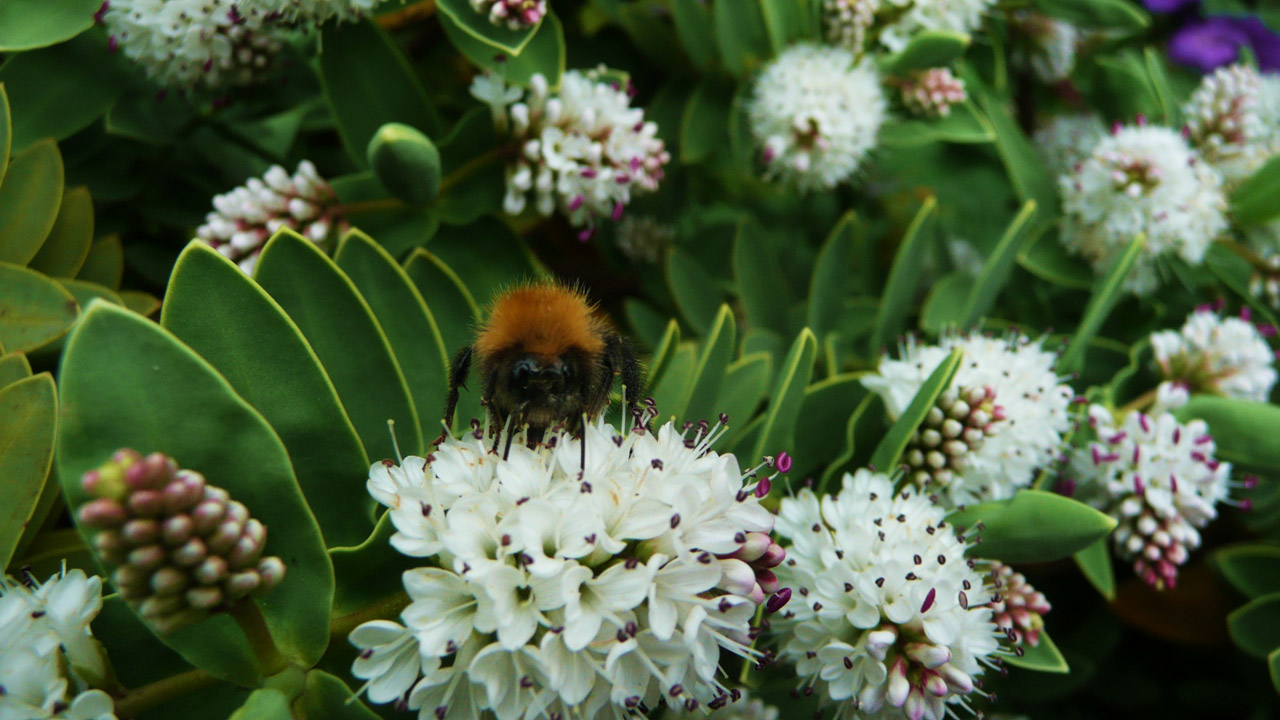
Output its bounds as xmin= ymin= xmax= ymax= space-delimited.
xmin=103 ymin=0 xmax=291 ymax=90
xmin=0 ymin=566 xmax=116 ymax=720
xmin=471 ymin=69 xmax=670 ymax=239
xmin=861 ymin=332 xmax=1074 ymax=506
xmin=1072 ymin=405 xmax=1234 ymax=590
xmin=237 ymin=0 xmax=392 ymax=26
xmin=1034 ymin=113 xmax=1106 ymax=180
xmin=749 ymin=44 xmax=886 ymax=191
xmin=1012 ymin=11 xmax=1078 ymax=83
xmin=1150 ymin=306 xmax=1278 ymax=402
xmin=1059 ymin=123 xmax=1229 ymax=295
xmin=352 ymin=418 xmax=787 ymax=717
xmin=1183 ymin=64 xmax=1280 ymax=188
xmin=774 ymin=470 xmax=1003 ymax=719
xmin=195 ymin=160 xmax=342 ymax=274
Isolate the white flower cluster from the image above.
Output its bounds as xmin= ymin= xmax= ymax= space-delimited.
xmin=350 ymin=419 xmax=785 ymax=719
xmin=103 ymin=0 xmax=289 ymax=90
xmin=1011 ymin=10 xmax=1078 ymax=83
xmin=1074 ymin=406 xmax=1231 ymax=590
xmin=1150 ymin=307 xmax=1277 ymax=402
xmin=774 ymin=470 xmax=1002 ymax=720
xmin=1182 ymin=64 xmax=1280 ymax=188
xmin=899 ymin=67 xmax=967 ymax=118
xmin=862 ymin=332 xmax=1074 ymax=506
xmin=1059 ymin=124 xmax=1228 ymax=295
xmin=238 ymin=0 xmax=392 ymax=26
xmin=748 ymin=44 xmax=886 ymax=191
xmin=470 ymin=70 xmax=670 ymax=239
xmin=195 ymin=161 xmax=341 ymax=274
xmin=821 ymin=0 xmax=998 ymax=54
xmin=1034 ymin=113 xmax=1106 ymax=179
xmin=471 ymin=0 xmax=547 ymax=30
xmin=0 ymin=568 xmax=116 ymax=720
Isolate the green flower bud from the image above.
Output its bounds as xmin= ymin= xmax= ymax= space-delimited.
xmin=367 ymin=122 xmax=442 ymax=206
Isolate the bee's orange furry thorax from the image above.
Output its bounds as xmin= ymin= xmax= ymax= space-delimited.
xmin=475 ymin=283 xmax=607 ymax=359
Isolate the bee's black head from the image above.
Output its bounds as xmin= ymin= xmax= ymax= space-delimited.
xmin=509 ymin=354 xmax=577 ymax=403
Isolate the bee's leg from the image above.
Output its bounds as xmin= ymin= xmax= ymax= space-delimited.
xmin=502 ymin=415 xmax=519 ymax=460
xmin=492 ymin=411 xmax=511 ymax=455
xmin=603 ymin=333 xmax=646 ymax=430
xmin=580 ymin=413 xmax=588 ymax=473
xmin=439 ymin=346 xmax=474 ymax=445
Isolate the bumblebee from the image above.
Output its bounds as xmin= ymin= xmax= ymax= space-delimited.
xmin=442 ymin=281 xmax=644 ymax=458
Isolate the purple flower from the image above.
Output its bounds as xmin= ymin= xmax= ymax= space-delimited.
xmin=1142 ymin=0 xmax=1200 ymax=13
xmin=1168 ymin=15 xmax=1280 ymax=73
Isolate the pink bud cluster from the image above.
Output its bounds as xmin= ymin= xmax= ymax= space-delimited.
xmin=899 ymin=68 xmax=967 ymax=118
xmin=472 ymin=0 xmax=546 ymax=29
xmin=77 ymin=449 xmax=286 ymax=633
xmin=904 ymin=385 xmax=1007 ymax=490
xmin=988 ymin=563 xmax=1051 ymax=647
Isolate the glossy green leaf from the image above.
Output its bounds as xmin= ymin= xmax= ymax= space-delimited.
xmin=440 ymin=10 xmax=565 ymax=87
xmin=920 ymin=273 xmax=975 ymax=334
xmin=1031 ymin=0 xmax=1149 ymax=29
xmin=436 ymin=0 xmax=540 ymax=54
xmin=58 ymin=303 xmax=334 ymax=680
xmin=961 ymin=201 xmax=1038 ymax=325
xmin=297 ymin=670 xmax=383 ymax=720
xmin=670 ymin=0 xmax=718 ymax=70
xmin=228 ymin=688 xmax=293 ymax=720
xmin=1018 ymin=229 xmax=1093 ymax=289
xmin=1176 ymin=396 xmax=1280 ymax=472
xmin=1216 ymin=544 xmax=1280 ymax=599
xmin=428 ymin=218 xmax=538 ymax=305
xmin=1231 ymin=154 xmax=1280 ymax=227
xmin=1228 ymin=592 xmax=1280 ymax=659
xmin=625 ymin=299 xmax=668 ymax=352
xmin=367 ymin=123 xmax=441 ymax=206
xmin=1058 ymin=235 xmax=1144 ymax=374
xmin=0 ymin=373 xmax=56 ymax=568
xmin=808 ymin=212 xmax=859 ymax=339
xmin=120 ymin=290 xmax=161 ymax=318
xmin=319 ymin=19 xmax=441 ymax=167
xmin=977 ymin=86 xmax=1058 ymax=220
xmin=255 ymin=230 xmax=423 ymax=460
xmin=77 ymin=234 xmax=124 ymax=290
xmin=330 ymin=172 xmax=440 ymax=258
xmin=759 ymin=0 xmax=812 ymax=53
xmin=162 ymin=243 xmax=372 ymax=548
xmin=715 ymin=353 xmax=772 ymax=447
xmin=819 ymin=393 xmax=882 ymax=490
xmin=402 ymin=249 xmax=483 ymax=432
xmin=870 ymin=349 xmax=961 ymax=472
xmin=1143 ymin=47 xmax=1177 ymax=124
xmin=680 ymin=81 xmax=734 ymax=165
xmin=0 ymin=84 xmax=10 ymax=186
xmin=336 ymin=229 xmax=452 ymax=449
xmin=682 ymin=305 xmax=737 ymax=423
xmin=0 ymin=352 xmax=32 ymax=388
xmin=667 ymin=248 xmax=725 ymax=335
xmin=734 ymin=220 xmax=791 ymax=335
xmin=750 ymin=328 xmax=817 ymax=466
xmin=1005 ymin=631 xmax=1070 ymax=674
xmin=882 ymin=30 xmax=971 ymax=73
xmin=58 ymin=278 xmax=120 ymax=311
xmin=28 ymin=185 xmax=92 ymax=278
xmin=0 ymin=262 xmax=79 ymax=352
xmin=946 ymin=490 xmax=1118 ymax=563
xmin=434 ymin=108 xmax=504 ymax=226
xmin=330 ymin=513 xmax=415 ymax=617
xmin=0 ymin=138 xmax=62 ymax=265
xmin=871 ymin=197 xmax=937 ymax=354
xmin=0 ymin=0 xmax=100 ymax=51
xmin=0 ymin=31 xmax=126 ymax=151
xmin=879 ymin=101 xmax=995 ymax=146
xmin=645 ymin=319 xmax=681 ymax=392
xmin=651 ymin=343 xmax=697 ymax=425
xmin=1074 ymin=537 xmax=1116 ymax=600
xmin=714 ymin=0 xmax=772 ymax=76
xmin=792 ymin=374 xmax=867 ymax=482
xmin=91 ymin=597 xmax=192 ymax=687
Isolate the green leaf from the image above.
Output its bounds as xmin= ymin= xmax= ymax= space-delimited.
xmin=976 ymin=85 xmax=1059 ymax=220
xmin=670 ymin=0 xmax=718 ymax=70
xmin=879 ymin=100 xmax=995 ymax=146
xmin=759 ymin=0 xmax=812 ymax=53
xmin=58 ymin=303 xmax=334 ymax=681
xmin=1216 ymin=544 xmax=1280 ymax=599
xmin=28 ymin=185 xmax=92 ymax=278
xmin=870 ymin=349 xmax=962 ymax=472
xmin=330 ymin=513 xmax=415 ymax=616
xmin=330 ymin=172 xmax=440 ymax=258
xmin=1230 ymin=154 xmax=1280 ymax=226
xmin=791 ymin=374 xmax=868 ymax=482
xmin=0 ymin=352 xmax=32 ymax=388
xmin=434 ymin=108 xmax=504 ymax=226
xmin=946 ymin=490 xmax=1119 ymax=563
xmin=367 ymin=123 xmax=441 ymax=206
xmin=1270 ymin=646 xmax=1280 ymax=695
xmin=1058 ymin=235 xmax=1144 ymax=374
xmin=882 ymin=30 xmax=971 ymax=74
xmin=0 ymin=138 xmax=63 ymax=265
xmin=808 ymin=212 xmax=859 ymax=340
xmin=162 ymin=243 xmax=373 ymax=548
xmin=1176 ymin=396 xmax=1280 ymax=472
xmin=318 ymin=19 xmax=441 ymax=168
xmin=439 ymin=10 xmax=565 ymax=87
xmin=58 ymin=278 xmax=121 ymax=310
xmin=0 ymin=262 xmax=79 ymax=352
xmin=679 ymin=81 xmax=734 ymax=165
xmin=667 ymin=248 xmax=726 ymax=335
xmin=0 ymin=0 xmax=100 ymax=51
xmin=228 ymin=688 xmax=293 ymax=720
xmin=0 ymin=84 xmax=10 ymax=186
xmin=335 ymin=229 xmax=452 ymax=449
xmin=255 ymin=230 xmax=423 ymax=460
xmin=427 ymin=218 xmax=538 ymax=305
xmin=1073 ymin=537 xmax=1116 ymax=600
xmin=920 ymin=273 xmax=975 ymax=334
xmin=0 ymin=31 xmax=126 ymax=151
xmin=750 ymin=328 xmax=818 ymax=467
xmin=120 ymin=290 xmax=161 ymax=318
xmin=91 ymin=597 xmax=192 ymax=688
xmin=435 ymin=0 xmax=541 ymax=55
xmin=1005 ymin=631 xmax=1070 ymax=674
xmin=818 ymin=393 xmax=882 ymax=490
xmin=682 ymin=305 xmax=737 ymax=424
xmin=0 ymin=373 xmax=56 ymax=568
xmin=1031 ymin=0 xmax=1149 ymax=29
xmin=1018 ymin=229 xmax=1093 ymax=289
xmin=714 ymin=0 xmax=772 ymax=76
xmin=871 ymin=197 xmax=937 ymax=353
xmin=645 ymin=319 xmax=681 ymax=391
xmin=961 ymin=201 xmax=1038 ymax=325
xmin=1228 ymin=592 xmax=1280 ymax=659
xmin=402 ymin=249 xmax=483 ymax=431
xmin=624 ymin=299 xmax=668 ymax=352
xmin=651 ymin=343 xmax=698 ymax=425
xmin=76 ymin=234 xmax=124 ymax=290
xmin=1143 ymin=47 xmax=1177 ymax=125
xmin=298 ymin=670 xmax=383 ymax=720
xmin=715 ymin=353 xmax=772 ymax=448
xmin=734 ymin=220 xmax=791 ymax=335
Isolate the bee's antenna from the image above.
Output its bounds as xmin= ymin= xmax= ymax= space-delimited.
xmin=387 ymin=419 xmax=403 ymax=463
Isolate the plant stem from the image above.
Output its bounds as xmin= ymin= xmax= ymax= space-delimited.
xmin=113 ymin=669 xmax=218 ymax=719
xmin=330 ymin=592 xmax=411 ymax=639
xmin=331 ymin=197 xmax=406 ymax=216
xmin=1223 ymin=238 xmax=1270 ymax=270
xmin=229 ymin=600 xmax=288 ymax=677
xmin=438 ymin=147 xmax=504 ymax=195
xmin=1117 ymin=386 xmax=1160 ymax=415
